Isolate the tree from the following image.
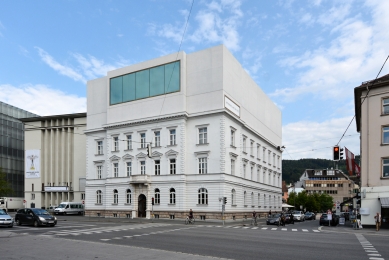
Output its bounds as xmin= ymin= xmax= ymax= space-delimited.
xmin=0 ymin=168 xmax=13 ymax=197
xmin=318 ymin=193 xmax=334 ymax=212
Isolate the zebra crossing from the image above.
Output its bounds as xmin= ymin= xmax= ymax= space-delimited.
xmin=218 ymin=225 xmax=320 ymax=232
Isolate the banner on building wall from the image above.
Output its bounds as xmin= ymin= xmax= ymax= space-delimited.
xmin=224 ymin=96 xmax=240 ymax=117
xmin=25 ymin=149 xmax=40 ymax=178
xmin=345 ymin=147 xmax=360 ymax=177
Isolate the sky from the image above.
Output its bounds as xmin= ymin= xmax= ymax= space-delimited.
xmin=1 ymin=0 xmax=388 ymax=160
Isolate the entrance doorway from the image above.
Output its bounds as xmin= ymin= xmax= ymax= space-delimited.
xmin=138 ymin=194 xmax=146 ymax=218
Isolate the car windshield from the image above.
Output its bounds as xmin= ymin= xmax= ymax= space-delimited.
xmin=321 ymin=214 xmax=327 ymax=217
xmin=271 ymin=214 xmax=281 ymax=218
xmin=32 ymin=209 xmax=50 ymax=215
xmin=58 ymin=203 xmax=66 ymax=208
xmin=0 ymin=209 xmax=7 ymax=215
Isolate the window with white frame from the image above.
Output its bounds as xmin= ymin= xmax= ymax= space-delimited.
xmin=170 ymin=159 xmax=176 ymax=174
xmin=383 ymin=158 xmax=389 ymax=178
xmin=263 ymin=148 xmax=266 ymax=161
xmin=140 ymin=161 xmax=146 ymax=175
xmin=140 ymin=133 xmax=146 ymax=148
xmin=383 ymin=126 xmax=389 ymax=144
xmin=113 ymin=189 xmax=118 ymax=204
xmin=257 ymin=144 xmax=260 ymax=158
xmin=96 ymin=190 xmax=102 ymax=204
xmin=277 ymin=156 xmax=280 ymax=169
xmin=231 ymin=129 xmax=235 ymax=146
xmin=113 ymin=163 xmax=119 ymax=177
xmin=31 ymin=193 xmax=35 ymax=200
xmin=244 ymin=191 xmax=247 ymax=206
xmin=199 ymin=157 xmax=207 ymax=174
xmin=198 ymin=188 xmax=208 ymax=204
xmin=258 ymin=193 xmax=260 ymax=206
xmin=250 ymin=140 xmax=254 ymax=156
xmin=169 ymin=129 xmax=176 ymax=145
xmin=155 ymin=188 xmax=160 ymax=204
xmin=170 ymin=188 xmax=176 ymax=204
xmin=243 ymin=164 xmax=246 ymax=178
xmin=113 ymin=136 xmax=119 ymax=151
xmin=154 ymin=131 xmax=160 ymax=147
xmin=251 ymin=192 xmax=254 ymax=206
xmin=126 ymin=162 xmax=132 ymax=176
xmin=243 ymin=136 xmax=247 ymax=153
xmin=97 ymin=165 xmax=102 ymax=179
xmin=263 ymin=169 xmax=266 ymax=184
xmin=251 ymin=166 xmax=254 ymax=180
xmin=126 ymin=189 xmax=131 ymax=204
xmin=155 ymin=160 xmax=160 ymax=175
xmin=268 ymin=151 xmax=271 ymax=165
xmin=81 ymin=193 xmax=85 ymax=200
xmin=97 ymin=140 xmax=103 ymax=155
xmin=231 ymin=189 xmax=236 ymax=205
xmin=231 ymin=159 xmax=235 ymax=175
xmin=126 ymin=134 xmax=132 ymax=150
xmin=199 ymin=127 xmax=207 ymax=144
xmin=383 ymin=98 xmax=389 ymax=115
xmin=257 ymin=168 xmax=260 ymax=182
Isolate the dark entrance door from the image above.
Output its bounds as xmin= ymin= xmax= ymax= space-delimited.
xmin=138 ymin=194 xmax=146 ymax=218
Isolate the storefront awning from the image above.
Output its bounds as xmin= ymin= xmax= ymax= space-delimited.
xmin=379 ymin=197 xmax=389 ymax=208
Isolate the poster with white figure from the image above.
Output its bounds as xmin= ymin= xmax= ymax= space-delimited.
xmin=25 ymin=149 xmax=40 ymax=178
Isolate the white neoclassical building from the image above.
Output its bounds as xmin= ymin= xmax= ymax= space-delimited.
xmin=85 ymin=45 xmax=283 ymax=219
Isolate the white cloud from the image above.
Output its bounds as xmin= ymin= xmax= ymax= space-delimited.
xmin=0 ymin=84 xmax=86 ymax=116
xmin=282 ymin=117 xmax=360 ymax=160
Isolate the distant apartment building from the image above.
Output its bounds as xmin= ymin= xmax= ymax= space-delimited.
xmin=20 ymin=113 xmax=86 ymax=209
xmin=0 ymin=101 xmax=39 ymax=197
xmin=296 ymin=169 xmax=356 ymax=208
xmin=354 ymin=73 xmax=389 ymax=228
xmin=85 ymin=45 xmax=283 ymax=219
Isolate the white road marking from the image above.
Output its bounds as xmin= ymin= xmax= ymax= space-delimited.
xmin=292 ymin=229 xmax=297 ymax=231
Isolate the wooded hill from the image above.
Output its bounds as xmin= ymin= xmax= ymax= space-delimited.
xmin=282 ymin=157 xmax=360 ymax=185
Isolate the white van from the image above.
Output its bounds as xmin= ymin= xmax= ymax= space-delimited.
xmin=54 ymin=202 xmax=84 ymax=215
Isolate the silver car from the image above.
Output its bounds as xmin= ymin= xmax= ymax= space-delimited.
xmin=0 ymin=209 xmax=14 ymax=228
xmin=293 ymin=211 xmax=305 ymax=222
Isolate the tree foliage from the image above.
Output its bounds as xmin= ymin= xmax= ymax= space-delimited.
xmin=0 ymin=168 xmax=13 ymax=197
xmin=287 ymin=191 xmax=334 ymax=212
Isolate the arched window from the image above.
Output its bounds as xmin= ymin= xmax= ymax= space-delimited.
xmin=126 ymin=189 xmax=131 ymax=204
xmin=96 ymin=190 xmax=102 ymax=204
xmin=155 ymin=188 xmax=160 ymax=204
xmin=231 ymin=189 xmax=236 ymax=205
xmin=244 ymin=191 xmax=247 ymax=206
xmin=113 ymin=189 xmax=118 ymax=204
xmin=198 ymin=188 xmax=208 ymax=204
xmin=170 ymin=188 xmax=176 ymax=204
xmin=251 ymin=192 xmax=254 ymax=206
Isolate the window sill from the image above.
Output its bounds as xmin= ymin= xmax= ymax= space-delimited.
xmin=230 ymin=145 xmax=236 ymax=149
xmin=232 ymin=204 xmax=237 ymax=207
xmin=242 ymin=151 xmax=247 ymax=154
xmin=257 ymin=158 xmax=261 ymax=161
xmin=168 ymin=203 xmax=176 ymax=206
xmin=153 ymin=146 xmax=162 ymax=148
xmin=250 ymin=155 xmax=254 ymax=158
xmin=258 ymin=206 xmax=261 ymax=208
xmin=196 ymin=143 xmax=209 ymax=146
xmin=95 ymin=203 xmax=103 ymax=205
xmin=95 ymin=154 xmax=104 ymax=156
xmin=381 ymin=143 xmax=389 ymax=146
xmin=124 ymin=203 xmax=132 ymax=205
xmin=124 ymin=149 xmax=133 ymax=152
xmin=138 ymin=147 xmax=146 ymax=150
xmin=112 ymin=203 xmax=118 ymax=205
xmin=154 ymin=203 xmax=160 ymax=206
xmin=244 ymin=205 xmax=248 ymax=207
xmin=196 ymin=204 xmax=208 ymax=206
xmin=111 ymin=150 xmax=119 ymax=153
xmin=381 ymin=177 xmax=389 ymax=179
xmin=251 ymin=205 xmax=255 ymax=207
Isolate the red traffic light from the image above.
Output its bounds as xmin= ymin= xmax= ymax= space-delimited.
xmin=334 ymin=147 xmax=339 ymax=152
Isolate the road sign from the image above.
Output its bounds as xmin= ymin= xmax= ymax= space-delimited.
xmin=82 ymin=200 xmax=85 ymax=204
xmin=23 ymin=200 xmax=26 ymax=203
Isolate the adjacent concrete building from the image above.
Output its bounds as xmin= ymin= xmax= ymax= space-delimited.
xmin=20 ymin=113 xmax=87 ymax=209
xmin=85 ymin=45 xmax=283 ymax=219
xmin=354 ymin=73 xmax=389 ymax=228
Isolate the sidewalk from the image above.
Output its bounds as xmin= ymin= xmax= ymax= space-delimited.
xmin=319 ymin=221 xmax=389 ymax=236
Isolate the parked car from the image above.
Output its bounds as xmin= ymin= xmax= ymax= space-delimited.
xmin=320 ymin=213 xmax=339 ymax=226
xmin=267 ymin=213 xmax=281 ymax=225
xmin=292 ymin=211 xmax=305 ymax=222
xmin=15 ymin=208 xmax=57 ymax=227
xmin=0 ymin=209 xmax=14 ymax=228
xmin=47 ymin=205 xmax=58 ymax=213
xmin=304 ymin=212 xmax=316 ymax=220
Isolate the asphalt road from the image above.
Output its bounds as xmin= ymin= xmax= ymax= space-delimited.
xmin=1 ymin=217 xmax=387 ymax=260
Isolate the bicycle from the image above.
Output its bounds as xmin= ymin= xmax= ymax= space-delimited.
xmin=185 ymin=216 xmax=195 ymax=225
xmin=251 ymin=217 xmax=258 ymax=226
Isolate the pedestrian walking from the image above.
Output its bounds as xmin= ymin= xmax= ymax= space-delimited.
xmin=374 ymin=212 xmax=381 ymax=231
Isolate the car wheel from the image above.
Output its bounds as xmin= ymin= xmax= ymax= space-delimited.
xmin=33 ymin=220 xmax=39 ymax=227
xmin=8 ymin=225 xmax=13 ymax=228
xmin=63 ymin=212 xmax=66 ymax=215
xmin=51 ymin=224 xmax=56 ymax=227
xmin=16 ymin=219 xmax=22 ymax=226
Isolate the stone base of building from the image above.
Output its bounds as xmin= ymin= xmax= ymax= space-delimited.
xmin=85 ymin=210 xmax=271 ymax=220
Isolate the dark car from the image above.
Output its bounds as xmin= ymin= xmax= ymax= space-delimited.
xmin=320 ymin=213 xmax=339 ymax=226
xmin=304 ymin=212 xmax=316 ymax=220
xmin=267 ymin=213 xmax=281 ymax=225
xmin=15 ymin=208 xmax=57 ymax=227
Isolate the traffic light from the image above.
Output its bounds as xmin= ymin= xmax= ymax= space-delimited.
xmin=339 ymin=148 xmax=344 ymax=160
xmin=147 ymin=144 xmax=152 ymax=158
xmin=333 ymin=146 xmax=340 ymax=161
xmin=152 ymin=197 xmax=154 ymax=205
xmin=223 ymin=197 xmax=227 ymax=204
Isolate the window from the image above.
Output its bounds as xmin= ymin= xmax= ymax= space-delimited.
xmin=243 ymin=136 xmax=247 ymax=153
xmin=126 ymin=135 xmax=132 ymax=150
xmin=263 ymin=169 xmax=266 ymax=184
xmin=126 ymin=189 xmax=131 ymax=204
xmin=251 ymin=192 xmax=254 ymax=206
xmin=199 ymin=158 xmax=207 ymax=174
xmin=154 ymin=131 xmax=160 ymax=147
xmin=155 ymin=160 xmax=160 ymax=175
xmin=81 ymin=193 xmax=85 ymax=200
xmin=244 ymin=191 xmax=247 ymax=206
xmin=169 ymin=129 xmax=176 ymax=145
xmin=268 ymin=151 xmax=271 ymax=164
xmin=97 ymin=165 xmax=102 ymax=179
xmin=383 ymin=126 xmax=389 ymax=144
xmin=113 ymin=189 xmax=118 ymax=204
xmin=155 ymin=188 xmax=160 ymax=204
xmin=113 ymin=163 xmax=119 ymax=177
xmin=263 ymin=148 xmax=267 ymax=161
xmin=170 ymin=159 xmax=176 ymax=174
xmin=140 ymin=133 xmax=146 ymax=148
xmin=231 ymin=129 xmax=235 ymax=146
xmin=243 ymin=164 xmax=246 ymax=178
xmin=113 ymin=136 xmax=119 ymax=151
xmin=231 ymin=159 xmax=235 ymax=175
xmin=126 ymin=162 xmax=132 ymax=176
xmin=231 ymin=189 xmax=236 ymax=205
xmin=250 ymin=140 xmax=254 ymax=156
xmin=257 ymin=144 xmax=260 ymax=158
xmin=31 ymin=193 xmax=35 ymax=200
xmin=383 ymin=158 xmax=389 ymax=178
xmin=258 ymin=193 xmax=260 ymax=207
xmin=251 ymin=167 xmax=253 ymax=180
xmin=198 ymin=188 xmax=208 ymax=204
xmin=96 ymin=190 xmax=102 ymax=204
xmin=170 ymin=188 xmax=176 ymax=204
xmin=199 ymin=128 xmax=207 ymax=144
xmin=383 ymin=98 xmax=389 ymax=115
xmin=140 ymin=161 xmax=146 ymax=175
xmin=257 ymin=169 xmax=260 ymax=182
xmin=97 ymin=141 xmax=103 ymax=155
xmin=273 ymin=153 xmax=276 ymax=166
